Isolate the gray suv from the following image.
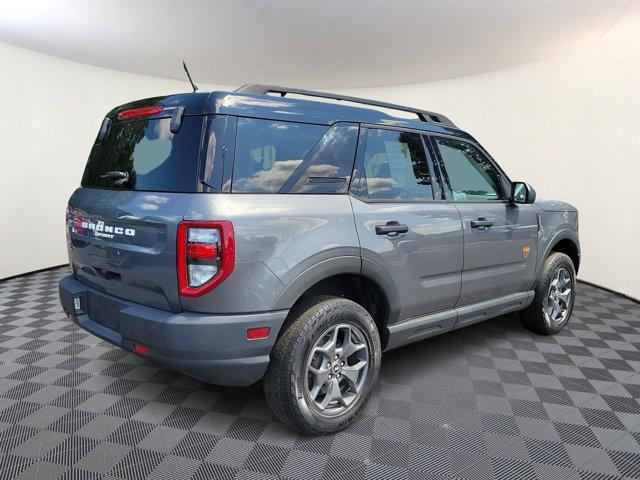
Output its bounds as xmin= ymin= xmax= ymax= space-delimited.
xmin=59 ymin=85 xmax=580 ymax=434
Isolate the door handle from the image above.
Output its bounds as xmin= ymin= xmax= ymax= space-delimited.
xmin=470 ymin=218 xmax=494 ymax=228
xmin=375 ymin=221 xmax=409 ymax=236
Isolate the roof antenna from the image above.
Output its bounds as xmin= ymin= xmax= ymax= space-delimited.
xmin=182 ymin=60 xmax=198 ymax=92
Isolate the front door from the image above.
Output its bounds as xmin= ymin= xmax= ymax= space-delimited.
xmin=350 ymin=127 xmax=463 ymax=325
xmin=429 ymin=135 xmax=538 ymax=310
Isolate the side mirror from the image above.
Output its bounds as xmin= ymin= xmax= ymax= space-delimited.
xmin=510 ymin=182 xmax=536 ymax=204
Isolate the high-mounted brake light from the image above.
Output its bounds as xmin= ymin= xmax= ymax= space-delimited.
xmin=118 ymin=105 xmax=164 ymax=121
xmin=177 ymin=221 xmax=235 ymax=297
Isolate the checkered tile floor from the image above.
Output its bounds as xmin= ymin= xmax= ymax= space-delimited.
xmin=1 ymin=268 xmax=640 ymax=479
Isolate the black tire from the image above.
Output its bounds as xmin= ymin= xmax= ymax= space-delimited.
xmin=263 ymin=296 xmax=381 ymax=435
xmin=521 ymin=252 xmax=576 ymax=335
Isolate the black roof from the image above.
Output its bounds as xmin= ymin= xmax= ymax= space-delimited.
xmin=107 ymin=85 xmax=473 ymax=141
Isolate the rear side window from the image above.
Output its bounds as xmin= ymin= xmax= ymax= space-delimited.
xmin=81 ymin=116 xmax=203 ymax=192
xmin=361 ymin=129 xmax=434 ymax=200
xmin=232 ymin=118 xmax=328 ymax=193
xmin=282 ymin=123 xmax=359 ymax=194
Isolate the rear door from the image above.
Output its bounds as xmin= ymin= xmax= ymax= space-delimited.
xmin=429 ymin=135 xmax=538 ymax=314
xmin=350 ymin=126 xmax=463 ymax=324
xmin=67 ymin=108 xmax=205 ymax=312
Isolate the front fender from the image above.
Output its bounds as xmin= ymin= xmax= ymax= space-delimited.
xmin=534 ymin=226 xmax=580 ymax=287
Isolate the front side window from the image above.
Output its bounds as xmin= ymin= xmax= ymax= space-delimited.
xmin=433 ymin=137 xmax=504 ymax=201
xmin=362 ymin=129 xmax=433 ymax=200
xmin=232 ymin=118 xmax=328 ymax=193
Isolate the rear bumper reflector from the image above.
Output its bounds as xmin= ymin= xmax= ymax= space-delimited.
xmin=247 ymin=327 xmax=271 ymax=340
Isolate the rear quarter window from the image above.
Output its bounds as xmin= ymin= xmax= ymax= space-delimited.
xmin=231 ymin=118 xmax=328 ymax=193
xmin=81 ymin=116 xmax=203 ymax=192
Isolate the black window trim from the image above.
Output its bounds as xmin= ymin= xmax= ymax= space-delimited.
xmin=201 ymin=114 xmax=238 ymax=193
xmin=349 ymin=124 xmax=446 ymax=204
xmin=426 ymin=133 xmax=512 ymax=204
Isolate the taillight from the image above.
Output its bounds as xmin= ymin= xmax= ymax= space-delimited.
xmin=177 ymin=221 xmax=235 ymax=297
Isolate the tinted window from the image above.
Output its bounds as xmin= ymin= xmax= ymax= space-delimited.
xmin=434 ymin=137 xmax=504 ymax=201
xmin=81 ymin=116 xmax=202 ymax=192
xmin=362 ymin=129 xmax=433 ymax=200
xmin=232 ymin=118 xmax=328 ymax=193
xmin=286 ymin=123 xmax=358 ymax=194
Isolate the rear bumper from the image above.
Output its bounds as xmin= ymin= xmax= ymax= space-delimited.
xmin=58 ymin=275 xmax=288 ymax=386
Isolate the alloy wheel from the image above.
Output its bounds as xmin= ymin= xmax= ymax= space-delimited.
xmin=544 ymin=267 xmax=572 ymax=325
xmin=304 ymin=323 xmax=369 ymax=416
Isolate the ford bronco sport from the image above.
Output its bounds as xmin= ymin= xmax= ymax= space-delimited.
xmin=59 ymin=85 xmax=580 ymax=434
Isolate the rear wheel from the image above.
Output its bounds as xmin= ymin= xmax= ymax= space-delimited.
xmin=521 ymin=252 xmax=576 ymax=335
xmin=263 ymin=296 xmax=381 ymax=434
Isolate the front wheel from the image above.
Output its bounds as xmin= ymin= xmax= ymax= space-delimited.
xmin=521 ymin=252 xmax=576 ymax=335
xmin=263 ymin=296 xmax=381 ymax=434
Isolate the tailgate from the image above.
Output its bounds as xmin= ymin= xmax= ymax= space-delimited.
xmin=67 ymin=188 xmax=190 ymax=312
xmin=67 ymin=96 xmax=208 ymax=312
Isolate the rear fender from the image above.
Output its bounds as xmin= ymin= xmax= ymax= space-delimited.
xmin=272 ymin=255 xmax=360 ymax=310
xmin=272 ymin=255 xmax=401 ymax=327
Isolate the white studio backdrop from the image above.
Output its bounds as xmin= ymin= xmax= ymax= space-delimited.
xmin=1 ymin=27 xmax=639 ymax=299
xmin=0 ymin=42 xmax=225 ymax=280
xmin=339 ymin=26 xmax=640 ymax=300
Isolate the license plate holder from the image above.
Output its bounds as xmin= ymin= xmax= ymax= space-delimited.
xmin=90 ymin=294 xmax=120 ymax=331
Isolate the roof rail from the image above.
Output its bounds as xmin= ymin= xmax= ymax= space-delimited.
xmin=234 ymin=84 xmax=456 ymax=128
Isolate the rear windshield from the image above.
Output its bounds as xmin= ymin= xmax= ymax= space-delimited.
xmin=81 ymin=116 xmax=203 ymax=192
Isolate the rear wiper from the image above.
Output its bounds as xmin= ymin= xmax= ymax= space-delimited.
xmin=100 ymin=171 xmax=129 ymax=185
